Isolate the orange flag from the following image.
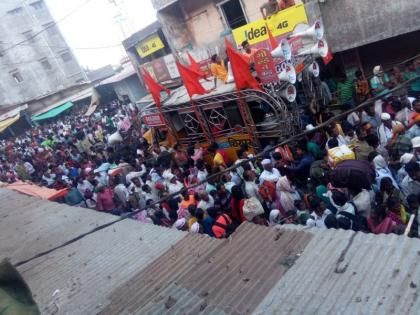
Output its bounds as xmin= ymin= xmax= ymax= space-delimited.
xmin=176 ymin=61 xmax=208 ymax=98
xmin=266 ymin=23 xmax=278 ymax=50
xmin=141 ymin=69 xmax=170 ymax=108
xmin=225 ymin=39 xmax=261 ymax=91
xmin=187 ymin=52 xmax=206 ymax=77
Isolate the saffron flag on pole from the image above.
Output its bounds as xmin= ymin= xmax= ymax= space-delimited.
xmin=266 ymin=23 xmax=278 ymax=50
xmin=187 ymin=52 xmax=206 ymax=77
xmin=176 ymin=60 xmax=208 ymax=98
xmin=225 ymin=39 xmax=261 ymax=91
xmin=141 ymin=69 xmax=171 ymax=108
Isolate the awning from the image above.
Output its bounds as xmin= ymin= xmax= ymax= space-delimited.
xmin=0 ymin=113 xmax=20 ymax=133
xmin=84 ymin=88 xmax=101 ymax=116
xmin=32 ymin=102 xmax=73 ymax=121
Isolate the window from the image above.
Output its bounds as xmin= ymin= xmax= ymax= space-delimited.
xmin=42 ymin=22 xmax=56 ymax=36
xmin=218 ymin=0 xmax=248 ymax=30
xmin=10 ymin=70 xmax=23 ymax=83
xmin=30 ymin=1 xmax=44 ymax=10
xmin=7 ymin=7 xmax=23 ymax=15
xmin=40 ymin=58 xmax=52 ymax=70
xmin=59 ymin=50 xmax=72 ymax=62
xmin=22 ymin=30 xmax=35 ymax=43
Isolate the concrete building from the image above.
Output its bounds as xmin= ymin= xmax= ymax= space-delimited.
xmin=122 ymin=21 xmax=181 ymax=86
xmin=151 ymin=0 xmax=420 ymax=75
xmin=0 ymin=0 xmax=86 ymax=106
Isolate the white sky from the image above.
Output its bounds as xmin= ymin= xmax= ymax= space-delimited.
xmin=45 ymin=0 xmax=157 ymax=69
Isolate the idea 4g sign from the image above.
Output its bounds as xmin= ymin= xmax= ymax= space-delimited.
xmin=232 ymin=4 xmax=308 ymax=47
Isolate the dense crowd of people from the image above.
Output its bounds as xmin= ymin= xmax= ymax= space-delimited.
xmin=1 ymin=58 xmax=419 ymax=239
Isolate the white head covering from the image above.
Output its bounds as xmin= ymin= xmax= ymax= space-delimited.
xmin=305 ymin=124 xmax=315 ymax=131
xmin=411 ymin=136 xmax=420 ymax=149
xmin=190 ymin=222 xmax=200 ymax=233
xmin=400 ymin=153 xmax=415 ymax=164
xmin=269 ymin=209 xmax=281 ymax=226
xmin=373 ymin=154 xmax=388 ymax=169
xmin=380 ymin=113 xmax=391 ymax=121
xmin=261 ymin=159 xmax=272 ymax=166
xmin=173 ymin=218 xmax=186 ymax=230
xmin=373 ymin=65 xmax=381 ymax=75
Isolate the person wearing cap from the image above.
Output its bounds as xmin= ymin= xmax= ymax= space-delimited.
xmin=396 ymin=153 xmax=416 ymax=184
xmin=401 ymin=162 xmax=420 ymax=200
xmin=259 ymin=158 xmax=280 ymax=184
xmin=370 ymin=65 xmax=391 ymax=97
xmin=377 ymin=113 xmax=401 ymax=147
xmin=411 ymin=136 xmax=420 ymax=162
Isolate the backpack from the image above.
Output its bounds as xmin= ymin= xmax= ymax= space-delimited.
xmin=212 ymin=214 xmax=236 ymax=238
xmin=330 ymin=160 xmax=375 ymax=190
xmin=242 ymin=197 xmax=264 ymax=221
xmin=337 ymin=202 xmax=367 ymax=232
xmin=258 ymin=180 xmax=276 ymax=201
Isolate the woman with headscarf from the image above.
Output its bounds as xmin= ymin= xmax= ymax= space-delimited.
xmin=371 ymin=153 xmax=399 ymax=189
xmin=276 ymin=176 xmax=300 ymax=215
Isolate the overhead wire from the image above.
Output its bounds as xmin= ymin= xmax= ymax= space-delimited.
xmin=13 ymin=75 xmax=419 ymax=268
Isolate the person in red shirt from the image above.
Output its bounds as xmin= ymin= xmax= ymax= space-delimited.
xmin=230 ymin=185 xmax=246 ymax=223
xmin=241 ymin=40 xmax=257 ymax=65
xmin=96 ymin=185 xmax=116 ymax=213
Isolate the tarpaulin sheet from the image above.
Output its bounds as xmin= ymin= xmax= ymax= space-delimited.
xmin=6 ymin=181 xmax=68 ymax=201
xmin=0 ymin=113 xmax=20 ymax=133
xmin=32 ymin=102 xmax=73 ymax=121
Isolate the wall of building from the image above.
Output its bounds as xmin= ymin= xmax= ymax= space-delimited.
xmin=317 ymin=0 xmax=420 ymax=52
xmin=0 ymin=0 xmax=85 ymax=106
xmin=111 ymin=75 xmax=147 ymax=103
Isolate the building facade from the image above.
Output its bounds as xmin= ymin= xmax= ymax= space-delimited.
xmin=0 ymin=0 xmax=86 ymax=106
xmin=151 ymin=0 xmax=420 ymax=75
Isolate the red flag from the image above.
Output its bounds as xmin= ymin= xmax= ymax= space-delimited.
xmin=225 ymin=39 xmax=261 ymax=91
xmin=176 ymin=61 xmax=208 ymax=98
xmin=187 ymin=53 xmax=205 ymax=77
xmin=266 ymin=23 xmax=278 ymax=50
xmin=141 ymin=69 xmax=170 ymax=108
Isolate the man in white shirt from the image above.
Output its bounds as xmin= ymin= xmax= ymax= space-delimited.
xmin=306 ymin=197 xmax=332 ymax=229
xmin=197 ymin=191 xmax=214 ymax=211
xmin=244 ymin=170 xmax=261 ymax=201
xmin=259 ymin=159 xmax=280 ymax=184
xmin=377 ymin=113 xmax=400 ymax=147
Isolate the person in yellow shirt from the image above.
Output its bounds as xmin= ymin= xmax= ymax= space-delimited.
xmin=210 ymin=54 xmax=228 ymax=87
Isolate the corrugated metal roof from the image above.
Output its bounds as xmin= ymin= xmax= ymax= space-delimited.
xmin=100 ymin=223 xmax=313 ymax=314
xmin=20 ymin=220 xmax=185 ymax=315
xmin=3 ymin=189 xmax=420 ymax=315
xmin=253 ymin=226 xmax=420 ymax=315
xmin=0 ymin=189 xmax=116 ymax=263
xmin=0 ymin=189 xmax=185 ymax=314
xmin=99 ymin=63 xmax=137 ymax=85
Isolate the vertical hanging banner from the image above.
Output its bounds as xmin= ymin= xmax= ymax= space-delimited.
xmin=254 ymin=49 xmax=278 ymax=84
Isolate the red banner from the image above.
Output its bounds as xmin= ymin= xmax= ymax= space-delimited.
xmin=323 ymin=50 xmax=334 ymax=65
xmin=254 ymin=49 xmax=278 ymax=84
xmin=142 ymin=114 xmax=165 ymax=127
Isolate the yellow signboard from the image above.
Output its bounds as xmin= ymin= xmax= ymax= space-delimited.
xmin=232 ymin=4 xmax=308 ymax=46
xmin=136 ymin=34 xmax=165 ymax=58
